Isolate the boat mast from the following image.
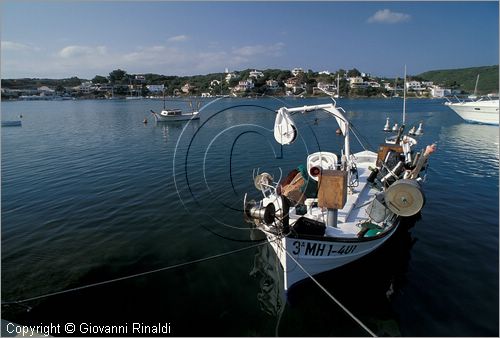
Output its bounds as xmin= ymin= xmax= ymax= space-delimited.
xmin=337 ymin=73 xmax=340 ymax=97
xmin=403 ymin=65 xmax=407 ymax=125
xmin=474 ymin=74 xmax=480 ymax=96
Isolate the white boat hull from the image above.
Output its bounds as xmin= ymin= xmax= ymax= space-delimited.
xmin=153 ymin=115 xmax=199 ymax=122
xmin=263 ymin=223 xmax=398 ymax=290
xmin=445 ymin=99 xmax=499 ymax=125
xmin=151 ymin=111 xmax=199 ymax=122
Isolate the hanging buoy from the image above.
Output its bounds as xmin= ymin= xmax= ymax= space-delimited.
xmin=383 ymin=117 xmax=391 ymax=132
xmin=392 ymin=122 xmax=398 ymax=132
xmin=415 ymin=122 xmax=423 ymax=136
xmin=408 ymin=126 xmax=416 ymax=135
xmin=143 ymin=118 xmax=148 ymax=124
xmin=335 ymin=128 xmax=342 ymax=135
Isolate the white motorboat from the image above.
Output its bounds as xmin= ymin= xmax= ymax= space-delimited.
xmin=243 ymin=102 xmax=436 ymax=291
xmin=444 ymin=97 xmax=499 ymax=125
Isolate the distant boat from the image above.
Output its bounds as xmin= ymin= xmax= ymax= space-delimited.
xmin=150 ymin=108 xmax=199 ymax=122
xmin=445 ymin=97 xmax=499 ymax=125
xmin=150 ymin=93 xmax=200 ymax=122
xmin=2 ymin=120 xmax=22 ymax=127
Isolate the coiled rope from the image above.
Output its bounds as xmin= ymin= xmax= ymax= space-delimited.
xmin=285 ymin=251 xmax=378 ymax=337
xmin=1 ymin=238 xmax=278 ymax=306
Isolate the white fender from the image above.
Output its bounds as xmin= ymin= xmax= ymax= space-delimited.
xmin=274 ymin=109 xmax=297 ymax=145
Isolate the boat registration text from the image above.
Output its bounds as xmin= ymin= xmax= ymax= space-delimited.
xmin=291 ymin=241 xmax=357 ymax=256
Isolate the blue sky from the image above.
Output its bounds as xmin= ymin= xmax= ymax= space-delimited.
xmin=1 ymin=1 xmax=498 ymax=79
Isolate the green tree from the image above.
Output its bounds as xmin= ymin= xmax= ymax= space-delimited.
xmin=108 ymin=69 xmax=127 ymax=84
xmin=347 ymin=68 xmax=361 ymax=78
xmin=92 ymin=75 xmax=108 ymax=84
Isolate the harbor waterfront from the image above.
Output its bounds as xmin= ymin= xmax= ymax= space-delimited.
xmin=1 ymin=97 xmax=498 ymax=336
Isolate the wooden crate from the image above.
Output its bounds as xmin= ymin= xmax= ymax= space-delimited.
xmin=377 ymin=144 xmax=403 ymax=164
xmin=317 ymin=170 xmax=347 ymax=209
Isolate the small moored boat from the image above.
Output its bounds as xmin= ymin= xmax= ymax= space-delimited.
xmin=150 ymin=108 xmax=199 ymax=122
xmin=150 ymin=93 xmax=201 ymax=122
xmin=2 ymin=120 xmax=22 ymax=127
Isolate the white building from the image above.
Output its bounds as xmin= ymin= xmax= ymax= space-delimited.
xmin=367 ymin=81 xmax=381 ymax=88
xmin=74 ymin=82 xmax=93 ymax=94
xmin=266 ymin=79 xmax=279 ymax=90
xmin=234 ymin=79 xmax=254 ymax=92
xmin=406 ymin=81 xmax=424 ymax=91
xmin=349 ymin=77 xmax=368 ymax=89
xmin=430 ymin=86 xmax=451 ymax=98
xmin=146 ymin=84 xmax=165 ymax=93
xmin=249 ymin=70 xmax=264 ymax=79
xmin=317 ymin=82 xmax=336 ymax=91
xmin=318 ymin=70 xmax=331 ymax=75
xmin=225 ymin=72 xmax=239 ymax=83
xmin=291 ymin=67 xmax=304 ymax=77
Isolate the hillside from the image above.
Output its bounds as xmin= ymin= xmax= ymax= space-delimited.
xmin=418 ymin=65 xmax=498 ymax=94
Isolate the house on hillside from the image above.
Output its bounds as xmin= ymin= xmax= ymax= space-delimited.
xmin=233 ymin=79 xmax=254 ymax=92
xmin=249 ymin=70 xmax=264 ymax=79
xmin=225 ymin=72 xmax=239 ymax=83
xmin=146 ymin=84 xmax=165 ymax=93
xmin=266 ymin=79 xmax=280 ymax=91
xmin=291 ymin=67 xmax=304 ymax=77
xmin=349 ymin=77 xmax=368 ymax=89
xmin=37 ymin=86 xmax=56 ymax=96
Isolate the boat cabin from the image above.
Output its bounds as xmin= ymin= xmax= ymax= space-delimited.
xmin=160 ymin=109 xmax=183 ymax=117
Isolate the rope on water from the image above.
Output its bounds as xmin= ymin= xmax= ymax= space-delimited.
xmin=285 ymin=251 xmax=378 ymax=337
xmin=2 ymin=237 xmax=280 ymax=306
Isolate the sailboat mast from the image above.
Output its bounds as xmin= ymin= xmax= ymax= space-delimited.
xmin=474 ymin=74 xmax=480 ymax=96
xmin=403 ymin=65 xmax=407 ymax=125
xmin=337 ymin=73 xmax=340 ymax=96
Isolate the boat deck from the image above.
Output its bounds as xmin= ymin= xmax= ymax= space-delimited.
xmin=288 ymin=152 xmax=378 ymax=238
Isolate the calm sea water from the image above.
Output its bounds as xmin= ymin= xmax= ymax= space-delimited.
xmin=1 ymin=97 xmax=498 ymax=336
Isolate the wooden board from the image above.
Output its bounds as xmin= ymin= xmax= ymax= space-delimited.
xmin=317 ymin=170 xmax=347 ymax=209
xmin=377 ymin=144 xmax=403 ymax=165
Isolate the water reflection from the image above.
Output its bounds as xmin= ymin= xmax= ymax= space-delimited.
xmin=250 ymin=217 xmax=419 ymax=336
xmin=154 ymin=119 xmax=200 ymax=144
xmin=249 ymin=229 xmax=285 ymax=317
xmin=439 ymin=123 xmax=499 ymax=179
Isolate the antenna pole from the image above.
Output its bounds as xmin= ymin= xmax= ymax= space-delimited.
xmin=403 ymin=65 xmax=407 ymax=125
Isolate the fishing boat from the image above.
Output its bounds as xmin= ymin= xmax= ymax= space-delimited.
xmin=150 ymin=94 xmax=201 ymax=122
xmin=150 ymin=108 xmax=199 ymax=122
xmin=444 ymin=96 xmax=499 ymax=125
xmin=243 ymin=101 xmax=436 ymax=291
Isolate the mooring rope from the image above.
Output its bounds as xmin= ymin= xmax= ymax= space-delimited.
xmin=285 ymin=251 xmax=378 ymax=337
xmin=2 ymin=237 xmax=280 ymax=306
